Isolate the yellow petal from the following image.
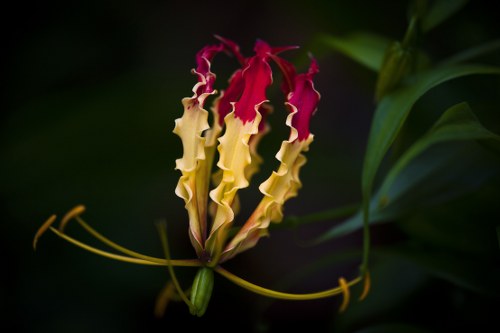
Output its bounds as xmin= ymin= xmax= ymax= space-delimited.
xmin=205 ymin=111 xmax=262 ymax=263
xmin=221 ymin=108 xmax=313 ymax=261
xmin=173 ymin=96 xmax=211 ymax=255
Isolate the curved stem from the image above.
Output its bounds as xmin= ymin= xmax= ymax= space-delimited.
xmin=49 ymin=227 xmax=201 ymax=267
xmin=215 ymin=266 xmax=362 ymax=300
xmin=156 ymin=222 xmax=194 ymax=311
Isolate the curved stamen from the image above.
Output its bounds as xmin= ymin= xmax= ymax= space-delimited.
xmin=214 ymin=266 xmax=361 ymax=300
xmin=338 ymin=277 xmax=350 ymax=312
xmin=49 ymin=227 xmax=200 ymax=267
xmin=54 ymin=205 xmax=198 ymax=266
xmin=359 ymin=271 xmax=371 ymax=301
xmin=74 ymin=216 xmax=174 ymax=264
xmin=59 ymin=205 xmax=86 ymax=231
xmin=33 ymin=214 xmax=57 ymax=250
xmin=154 ymin=281 xmax=176 ymax=318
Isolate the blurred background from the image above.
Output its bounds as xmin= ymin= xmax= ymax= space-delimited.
xmin=3 ymin=0 xmax=500 ymax=332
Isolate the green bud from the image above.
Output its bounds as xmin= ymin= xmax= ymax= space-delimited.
xmin=189 ymin=267 xmax=214 ymax=317
xmin=375 ymin=41 xmax=414 ymax=102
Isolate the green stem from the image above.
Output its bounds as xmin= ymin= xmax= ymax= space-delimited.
xmin=156 ymin=222 xmax=195 ymax=311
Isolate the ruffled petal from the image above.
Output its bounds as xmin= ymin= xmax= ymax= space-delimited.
xmin=221 ymin=59 xmax=320 ymax=260
xmin=173 ymin=44 xmax=222 ymax=256
xmin=205 ymin=111 xmax=262 ymax=263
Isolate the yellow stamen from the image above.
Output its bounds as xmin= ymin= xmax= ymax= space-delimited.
xmin=338 ymin=277 xmax=350 ymax=312
xmin=59 ymin=205 xmax=86 ymax=231
xmin=215 ymin=266 xmax=361 ymax=300
xmin=156 ymin=222 xmax=195 ymax=312
xmin=74 ymin=216 xmax=173 ymax=265
xmin=154 ymin=281 xmax=176 ymax=318
xmin=359 ymin=271 xmax=371 ymax=301
xmin=49 ymin=227 xmax=200 ymax=267
xmin=33 ymin=214 xmax=57 ymax=250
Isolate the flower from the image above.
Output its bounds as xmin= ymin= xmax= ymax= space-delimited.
xmin=34 ymin=36 xmax=369 ymax=317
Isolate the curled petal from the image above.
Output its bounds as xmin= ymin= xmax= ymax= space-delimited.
xmin=174 ymin=99 xmax=210 ymax=255
xmin=270 ymin=54 xmax=297 ymax=96
xmin=215 ymin=35 xmax=246 ymax=65
xmin=221 ymin=60 xmax=320 ymax=260
xmin=205 ymin=111 xmax=262 ymax=263
xmin=288 ymin=58 xmax=320 ymax=141
xmin=194 ymin=44 xmax=224 ymax=96
xmin=213 ymin=69 xmax=245 ymax=126
xmin=233 ymin=41 xmax=273 ymax=123
xmin=221 ymin=110 xmax=313 ymax=261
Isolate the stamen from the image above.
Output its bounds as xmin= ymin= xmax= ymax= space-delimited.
xmin=338 ymin=277 xmax=350 ymax=312
xmin=59 ymin=205 xmax=86 ymax=231
xmin=49 ymin=227 xmax=200 ymax=267
xmin=33 ymin=214 xmax=57 ymax=250
xmin=359 ymin=271 xmax=371 ymax=301
xmin=74 ymin=216 xmax=174 ymax=265
xmin=154 ymin=281 xmax=175 ymax=318
xmin=156 ymin=221 xmax=195 ymax=312
xmin=215 ymin=266 xmax=362 ymax=300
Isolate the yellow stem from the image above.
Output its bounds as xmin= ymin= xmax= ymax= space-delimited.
xmin=215 ymin=266 xmax=362 ymax=300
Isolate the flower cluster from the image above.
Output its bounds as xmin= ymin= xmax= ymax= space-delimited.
xmin=173 ymin=36 xmax=320 ymax=266
xmin=34 ymin=36 xmax=368 ymax=318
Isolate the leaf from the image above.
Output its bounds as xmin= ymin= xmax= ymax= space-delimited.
xmin=314 ymin=100 xmax=500 ymax=243
xmin=322 ymin=32 xmax=390 ymax=71
xmin=385 ymin=245 xmax=500 ymax=296
xmin=377 ymin=102 xmax=500 ymax=200
xmin=361 ymin=65 xmax=500 ymax=237
xmin=422 ymin=0 xmax=469 ymax=32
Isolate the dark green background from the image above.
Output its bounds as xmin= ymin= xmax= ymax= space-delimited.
xmin=3 ymin=1 xmax=500 ymax=332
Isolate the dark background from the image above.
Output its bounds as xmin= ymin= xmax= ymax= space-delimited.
xmin=3 ymin=1 xmax=500 ymax=332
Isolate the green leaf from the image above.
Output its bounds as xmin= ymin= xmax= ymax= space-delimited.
xmin=385 ymin=245 xmax=500 ymax=296
xmin=377 ymin=102 xmax=500 ymax=200
xmin=314 ymin=99 xmax=500 ymax=243
xmin=422 ymin=0 xmax=469 ymax=32
xmin=322 ymin=32 xmax=390 ymax=71
xmin=316 ymin=142 xmax=498 ymax=242
xmin=362 ymin=65 xmax=500 ymax=230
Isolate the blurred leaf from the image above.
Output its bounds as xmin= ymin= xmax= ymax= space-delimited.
xmin=401 ymin=186 xmax=500 ymax=256
xmin=315 ymin=142 xmax=498 ymax=242
xmin=386 ymin=244 xmax=500 ymax=296
xmin=440 ymin=39 xmax=500 ymax=66
xmin=422 ymin=0 xmax=469 ymax=32
xmin=378 ymin=102 xmax=500 ymax=201
xmin=361 ymin=65 xmax=500 ymax=232
xmin=314 ymin=98 xmax=500 ymax=243
xmin=322 ymin=32 xmax=390 ymax=71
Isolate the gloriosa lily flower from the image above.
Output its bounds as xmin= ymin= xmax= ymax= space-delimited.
xmin=34 ymin=36 xmax=369 ymax=317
